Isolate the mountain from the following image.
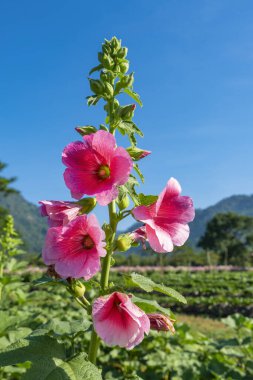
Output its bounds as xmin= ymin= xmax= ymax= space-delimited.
xmin=189 ymin=195 xmax=253 ymax=247
xmin=0 ymin=193 xmax=47 ymax=253
xmin=0 ymin=193 xmax=253 ymax=253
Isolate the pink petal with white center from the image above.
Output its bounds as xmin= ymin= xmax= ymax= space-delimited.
xmin=146 ymin=224 xmax=174 ymax=253
xmin=42 ymin=214 xmax=105 ymax=279
xmin=93 ymin=292 xmax=150 ymax=349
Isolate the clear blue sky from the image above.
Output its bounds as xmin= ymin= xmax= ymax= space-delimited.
xmin=0 ymin=0 xmax=252 ymax=227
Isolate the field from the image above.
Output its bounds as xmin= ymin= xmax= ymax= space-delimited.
xmin=0 ymin=259 xmax=253 ymax=379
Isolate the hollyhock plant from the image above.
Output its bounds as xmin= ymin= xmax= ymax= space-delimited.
xmin=42 ymin=214 xmax=106 ymax=279
xmin=39 ymin=200 xmax=82 ymax=227
xmin=62 ymin=130 xmax=132 ymax=206
xmin=132 ymin=177 xmax=195 ymax=253
xmin=92 ymin=292 xmax=150 ymax=349
xmin=35 ymin=37 xmax=195 ymax=375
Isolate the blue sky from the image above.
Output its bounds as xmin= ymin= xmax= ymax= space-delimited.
xmin=0 ymin=0 xmax=252 ymax=227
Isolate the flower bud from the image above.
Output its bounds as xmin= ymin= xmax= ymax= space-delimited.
xmin=115 ymin=74 xmax=134 ymax=94
xmin=72 ymin=280 xmax=86 ymax=298
xmin=116 ymin=235 xmax=132 ymax=252
xmin=77 ymin=197 xmax=97 ymax=214
xmin=117 ymin=47 xmax=128 ymax=59
xmin=89 ymin=79 xmax=104 ymax=95
xmin=119 ymin=61 xmax=129 ymax=74
xmin=75 ymin=126 xmax=97 ymax=136
xmin=100 ymin=70 xmax=114 ymax=84
xmin=103 ymin=82 xmax=114 ymax=99
xmin=118 ymin=104 xmax=136 ymax=120
xmin=117 ymin=195 xmax=129 ymax=210
xmin=126 ymin=146 xmax=151 ymax=161
xmin=147 ymin=313 xmax=175 ymax=333
xmin=102 ymin=44 xmax=111 ymax=55
xmin=111 ymin=36 xmax=121 ymax=51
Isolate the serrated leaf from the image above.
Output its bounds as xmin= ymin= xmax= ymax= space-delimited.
xmin=132 ymin=295 xmax=172 ymax=317
xmin=133 ymin=164 xmax=144 ymax=183
xmin=124 ymin=88 xmax=143 ymax=107
xmin=118 ymin=121 xmax=143 ymax=137
xmin=125 ymin=273 xmax=187 ymax=304
xmin=123 ymin=175 xmax=140 ymax=206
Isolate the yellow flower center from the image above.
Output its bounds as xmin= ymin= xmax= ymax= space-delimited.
xmin=97 ymin=165 xmax=110 ymax=179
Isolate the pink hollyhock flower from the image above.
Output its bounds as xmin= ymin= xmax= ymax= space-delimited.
xmin=62 ymin=130 xmax=132 ymax=206
xmin=132 ymin=178 xmax=195 ymax=253
xmin=129 ymin=226 xmax=147 ymax=249
xmin=42 ymin=214 xmax=106 ymax=279
xmin=39 ymin=200 xmax=82 ymax=227
xmin=147 ymin=313 xmax=175 ymax=333
xmin=92 ymin=292 xmax=150 ymax=349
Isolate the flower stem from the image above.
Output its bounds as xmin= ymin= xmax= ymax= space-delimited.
xmin=88 ymin=200 xmax=118 ymax=364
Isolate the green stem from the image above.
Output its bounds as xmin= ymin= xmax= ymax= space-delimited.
xmin=88 ymin=200 xmax=118 ymax=364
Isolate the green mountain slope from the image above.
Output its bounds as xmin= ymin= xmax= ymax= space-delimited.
xmin=0 ymin=193 xmax=47 ymax=253
xmin=0 ymin=193 xmax=253 ymax=253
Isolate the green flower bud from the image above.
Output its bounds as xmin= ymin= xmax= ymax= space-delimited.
xmin=102 ymin=44 xmax=111 ymax=55
xmin=111 ymin=36 xmax=121 ymax=51
xmin=126 ymin=146 xmax=151 ymax=161
xmin=123 ymin=73 xmax=134 ymax=87
xmin=100 ymin=70 xmax=114 ymax=84
xmin=119 ymin=61 xmax=129 ymax=74
xmin=72 ymin=280 xmax=86 ymax=298
xmin=117 ymin=47 xmax=128 ymax=59
xmin=77 ymin=197 xmax=97 ymax=214
xmin=103 ymin=82 xmax=114 ymax=99
xmin=117 ymin=195 xmax=129 ymax=210
xmin=89 ymin=79 xmax=104 ymax=95
xmin=102 ymin=54 xmax=114 ymax=70
xmin=116 ymin=235 xmax=132 ymax=252
xmin=118 ymin=104 xmax=136 ymax=120
xmin=75 ymin=126 xmax=97 ymax=136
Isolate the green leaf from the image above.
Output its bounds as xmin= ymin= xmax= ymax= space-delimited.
xmin=99 ymin=124 xmax=109 ymax=131
xmin=133 ymin=164 xmax=144 ymax=183
xmin=118 ymin=121 xmax=143 ymax=137
xmin=124 ymin=88 xmax=143 ymax=107
xmin=125 ymin=272 xmax=187 ymax=304
xmin=122 ymin=175 xmax=140 ymax=206
xmin=22 ymin=353 xmax=102 ymax=380
xmin=138 ymin=193 xmax=158 ymax=206
xmin=132 ymin=295 xmax=173 ymax=317
xmin=89 ymin=64 xmax=103 ymax=75
xmin=42 ymin=318 xmax=91 ymax=337
xmin=0 ymin=335 xmax=65 ymax=366
xmin=33 ymin=276 xmax=67 ymax=287
xmin=86 ymin=95 xmax=101 ymax=106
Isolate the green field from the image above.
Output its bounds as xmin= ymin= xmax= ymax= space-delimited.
xmin=0 ymin=260 xmax=253 ymax=379
xmin=111 ymin=270 xmax=253 ymax=317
